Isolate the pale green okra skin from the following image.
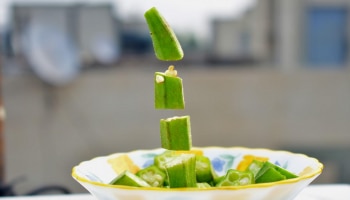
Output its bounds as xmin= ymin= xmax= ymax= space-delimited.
xmin=110 ymin=170 xmax=150 ymax=187
xmin=164 ymin=153 xmax=197 ymax=188
xmin=144 ymin=7 xmax=184 ymax=61
xmin=160 ymin=116 xmax=192 ymax=150
xmin=154 ymin=72 xmax=184 ymax=109
xmin=136 ymin=165 xmax=166 ymax=187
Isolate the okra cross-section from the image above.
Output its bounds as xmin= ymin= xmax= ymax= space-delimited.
xmin=136 ymin=165 xmax=166 ymax=187
xmin=144 ymin=7 xmax=184 ymax=61
xmin=160 ymin=116 xmax=192 ymax=150
xmin=216 ymin=169 xmax=254 ymax=187
xmin=155 ymin=66 xmax=185 ymax=109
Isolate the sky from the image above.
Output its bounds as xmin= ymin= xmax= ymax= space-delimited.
xmin=113 ymin=0 xmax=256 ymax=36
xmin=0 ymin=0 xmax=256 ymax=38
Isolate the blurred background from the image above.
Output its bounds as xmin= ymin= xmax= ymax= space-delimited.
xmin=0 ymin=0 xmax=349 ymax=195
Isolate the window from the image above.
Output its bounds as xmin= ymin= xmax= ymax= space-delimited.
xmin=305 ymin=7 xmax=348 ymax=67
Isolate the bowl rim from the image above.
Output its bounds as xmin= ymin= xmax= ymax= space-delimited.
xmin=72 ymin=146 xmax=323 ymax=191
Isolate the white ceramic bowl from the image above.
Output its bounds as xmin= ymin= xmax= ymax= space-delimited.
xmin=72 ymin=147 xmax=323 ymax=200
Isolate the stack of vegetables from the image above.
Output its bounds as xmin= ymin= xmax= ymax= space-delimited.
xmin=109 ymin=7 xmax=298 ymax=189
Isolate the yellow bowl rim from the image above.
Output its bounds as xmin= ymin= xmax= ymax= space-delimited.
xmin=71 ymin=146 xmax=324 ymax=191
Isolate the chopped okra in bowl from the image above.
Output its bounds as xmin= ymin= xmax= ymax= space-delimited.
xmin=72 ymin=6 xmax=323 ymax=200
xmin=72 ymin=147 xmax=323 ymax=200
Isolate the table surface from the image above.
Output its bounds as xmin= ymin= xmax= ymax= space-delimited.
xmin=1 ymin=184 xmax=349 ymax=200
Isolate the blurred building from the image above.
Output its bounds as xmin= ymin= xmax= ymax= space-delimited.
xmin=9 ymin=2 xmax=121 ymax=68
xmin=210 ymin=0 xmax=350 ymax=70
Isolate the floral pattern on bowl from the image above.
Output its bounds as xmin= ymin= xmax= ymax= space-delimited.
xmin=72 ymin=146 xmax=323 ymax=200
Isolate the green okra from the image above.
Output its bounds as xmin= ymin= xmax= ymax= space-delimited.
xmin=144 ymin=7 xmax=184 ymax=61
xmin=154 ymin=150 xmax=176 ymax=172
xmin=216 ymin=169 xmax=254 ymax=187
xmin=155 ymin=65 xmax=185 ymax=109
xmin=196 ymin=155 xmax=215 ymax=183
xmin=246 ymin=159 xmax=265 ymax=177
xmin=164 ymin=153 xmax=197 ymax=188
xmin=136 ymin=165 xmax=166 ymax=187
xmin=154 ymin=150 xmax=179 ymax=186
xmin=255 ymin=166 xmax=286 ymax=183
xmin=160 ymin=116 xmax=191 ymax=150
xmin=110 ymin=170 xmax=150 ymax=187
xmin=272 ymin=163 xmax=298 ymax=179
xmin=213 ymin=175 xmax=225 ymax=186
xmin=255 ymin=161 xmax=297 ymax=183
xmin=196 ymin=182 xmax=211 ymax=188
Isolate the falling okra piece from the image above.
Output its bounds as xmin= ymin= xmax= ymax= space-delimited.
xmin=155 ymin=65 xmax=185 ymax=109
xmin=160 ymin=116 xmax=192 ymax=150
xmin=144 ymin=7 xmax=184 ymax=61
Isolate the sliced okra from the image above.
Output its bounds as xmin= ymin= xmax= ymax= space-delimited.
xmin=246 ymin=159 xmax=265 ymax=177
xmin=136 ymin=165 xmax=166 ymax=187
xmin=164 ymin=153 xmax=197 ymax=188
xmin=155 ymin=65 xmax=184 ymax=109
xmin=160 ymin=115 xmax=191 ymax=150
xmin=255 ymin=161 xmax=297 ymax=183
xmin=272 ymin=163 xmax=298 ymax=179
xmin=110 ymin=170 xmax=150 ymax=187
xmin=154 ymin=150 xmax=176 ymax=171
xmin=196 ymin=182 xmax=211 ymax=188
xmin=216 ymin=169 xmax=254 ymax=187
xmin=195 ymin=155 xmax=215 ymax=183
xmin=255 ymin=167 xmax=286 ymax=183
xmin=144 ymin=7 xmax=184 ymax=61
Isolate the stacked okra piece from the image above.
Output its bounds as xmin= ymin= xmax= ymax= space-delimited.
xmin=110 ymin=7 xmax=204 ymax=188
xmin=109 ymin=7 xmax=298 ymax=189
xmin=148 ymin=6 xmax=196 ymax=187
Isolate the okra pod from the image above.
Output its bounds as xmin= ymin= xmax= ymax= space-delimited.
xmin=144 ymin=7 xmax=184 ymax=61
xmin=110 ymin=170 xmax=151 ymax=187
xmin=160 ymin=116 xmax=191 ymax=150
xmin=236 ymin=155 xmax=269 ymax=171
xmin=196 ymin=155 xmax=215 ymax=183
xmin=196 ymin=182 xmax=211 ymax=188
xmin=273 ymin=163 xmax=298 ymax=179
xmin=136 ymin=165 xmax=166 ymax=187
xmin=155 ymin=65 xmax=185 ymax=109
xmin=255 ymin=161 xmax=297 ymax=183
xmin=255 ymin=167 xmax=286 ymax=183
xmin=216 ymin=169 xmax=254 ymax=187
xmin=246 ymin=159 xmax=265 ymax=177
xmin=164 ymin=153 xmax=197 ymax=188
xmin=154 ymin=150 xmax=176 ymax=171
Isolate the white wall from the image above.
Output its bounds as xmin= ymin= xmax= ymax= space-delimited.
xmin=3 ymin=66 xmax=350 ymax=193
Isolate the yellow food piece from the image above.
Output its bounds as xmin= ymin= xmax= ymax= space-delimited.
xmin=108 ymin=154 xmax=140 ymax=174
xmin=298 ymin=166 xmax=314 ymax=176
xmin=175 ymin=149 xmax=203 ymax=156
xmin=236 ymin=155 xmax=269 ymax=171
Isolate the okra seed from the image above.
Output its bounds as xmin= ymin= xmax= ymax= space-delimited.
xmin=240 ymin=177 xmax=250 ymax=185
xmin=165 ymin=65 xmax=177 ymax=77
xmin=154 ymin=174 xmax=163 ymax=180
xmin=156 ymin=75 xmax=165 ymax=83
xmin=153 ymin=181 xmax=160 ymax=187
